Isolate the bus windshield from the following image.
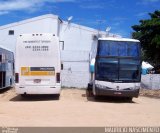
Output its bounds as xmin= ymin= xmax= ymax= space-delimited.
xmin=96 ymin=58 xmax=141 ymax=82
xmin=96 ymin=58 xmax=118 ymax=81
xmin=95 ymin=40 xmax=141 ymax=82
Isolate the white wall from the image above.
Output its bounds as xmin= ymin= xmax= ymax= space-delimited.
xmin=59 ymin=22 xmax=98 ymax=88
xmin=59 ymin=22 xmax=98 ymax=51
xmin=61 ymin=50 xmax=90 ymax=88
xmin=141 ymin=74 xmax=160 ymax=89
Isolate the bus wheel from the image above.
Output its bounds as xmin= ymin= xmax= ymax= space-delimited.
xmin=126 ymin=97 xmax=133 ymax=102
xmin=21 ymin=94 xmax=27 ymax=98
xmin=87 ymin=83 xmax=93 ymax=97
xmin=54 ymin=94 xmax=60 ymax=99
xmin=87 ymin=83 xmax=92 ymax=91
xmin=94 ymin=95 xmax=100 ymax=100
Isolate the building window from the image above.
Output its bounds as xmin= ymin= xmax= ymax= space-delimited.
xmin=61 ymin=63 xmax=63 ymax=70
xmin=9 ymin=30 xmax=14 ymax=35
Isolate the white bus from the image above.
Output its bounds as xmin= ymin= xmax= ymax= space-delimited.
xmin=15 ymin=33 xmax=61 ymax=96
xmin=88 ymin=37 xmax=141 ymax=100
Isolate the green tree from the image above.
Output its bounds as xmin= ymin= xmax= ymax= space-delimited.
xmin=132 ymin=10 xmax=160 ymax=65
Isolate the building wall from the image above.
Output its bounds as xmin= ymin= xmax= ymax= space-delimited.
xmin=0 ymin=15 xmax=101 ymax=88
xmin=59 ymin=22 xmax=98 ymax=88
xmin=59 ymin=22 xmax=97 ymax=51
xmin=61 ymin=50 xmax=90 ymax=88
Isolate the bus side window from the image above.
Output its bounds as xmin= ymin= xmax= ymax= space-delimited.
xmin=0 ymin=55 xmax=2 ymax=62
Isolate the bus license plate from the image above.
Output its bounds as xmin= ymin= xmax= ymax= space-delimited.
xmin=34 ymin=79 xmax=41 ymax=83
xmin=114 ymin=92 xmax=122 ymax=95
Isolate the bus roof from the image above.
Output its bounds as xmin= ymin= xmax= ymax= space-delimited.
xmin=98 ymin=37 xmax=140 ymax=42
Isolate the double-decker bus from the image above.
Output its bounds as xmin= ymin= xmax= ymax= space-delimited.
xmin=89 ymin=37 xmax=141 ymax=100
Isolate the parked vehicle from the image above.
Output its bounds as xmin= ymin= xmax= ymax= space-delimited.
xmin=88 ymin=37 xmax=141 ymax=100
xmin=15 ymin=33 xmax=61 ymax=96
xmin=0 ymin=46 xmax=14 ymax=89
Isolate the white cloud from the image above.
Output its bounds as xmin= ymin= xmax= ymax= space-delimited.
xmin=74 ymin=18 xmax=106 ymax=27
xmin=112 ymin=22 xmax=121 ymax=26
xmin=111 ymin=17 xmax=127 ymax=27
xmin=80 ymin=4 xmax=104 ymax=9
xmin=0 ymin=0 xmax=35 ymax=11
xmin=79 ymin=0 xmax=118 ymax=9
xmin=135 ymin=12 xmax=148 ymax=17
xmin=113 ymin=17 xmax=128 ymax=21
xmin=144 ymin=0 xmax=160 ymax=2
xmin=113 ymin=30 xmax=129 ymax=38
xmin=0 ymin=11 xmax=9 ymax=15
xmin=0 ymin=0 xmax=75 ymax=14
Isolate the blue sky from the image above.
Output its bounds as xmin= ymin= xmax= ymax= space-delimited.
xmin=0 ymin=0 xmax=159 ymax=37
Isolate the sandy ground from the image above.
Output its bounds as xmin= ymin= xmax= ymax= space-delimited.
xmin=0 ymin=88 xmax=160 ymax=127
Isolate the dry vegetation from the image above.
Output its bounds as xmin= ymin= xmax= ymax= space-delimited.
xmin=140 ymin=88 xmax=160 ymax=98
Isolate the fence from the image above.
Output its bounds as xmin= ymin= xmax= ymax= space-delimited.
xmin=141 ymin=74 xmax=160 ymax=89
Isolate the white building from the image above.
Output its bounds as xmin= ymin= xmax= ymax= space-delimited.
xmin=0 ymin=14 xmax=117 ymax=88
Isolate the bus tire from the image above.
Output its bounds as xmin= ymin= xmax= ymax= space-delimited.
xmin=87 ymin=83 xmax=92 ymax=91
xmin=21 ymin=94 xmax=27 ymax=98
xmin=87 ymin=83 xmax=93 ymax=97
xmin=126 ymin=97 xmax=133 ymax=102
xmin=54 ymin=94 xmax=60 ymax=99
xmin=94 ymin=95 xmax=100 ymax=100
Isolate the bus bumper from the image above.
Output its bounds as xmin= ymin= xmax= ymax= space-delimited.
xmin=15 ymin=85 xmax=61 ymax=94
xmin=95 ymin=87 xmax=140 ymax=98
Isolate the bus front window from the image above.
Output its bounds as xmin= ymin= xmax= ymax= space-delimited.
xmin=119 ymin=59 xmax=140 ymax=81
xmin=95 ymin=40 xmax=141 ymax=83
xmin=96 ymin=58 xmax=118 ymax=81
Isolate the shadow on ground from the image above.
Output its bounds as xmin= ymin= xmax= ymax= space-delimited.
xmin=0 ymin=87 xmax=12 ymax=94
xmin=10 ymin=94 xmax=60 ymax=102
xmin=84 ymin=90 xmax=137 ymax=104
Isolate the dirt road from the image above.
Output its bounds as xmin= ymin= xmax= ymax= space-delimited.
xmin=0 ymin=88 xmax=160 ymax=127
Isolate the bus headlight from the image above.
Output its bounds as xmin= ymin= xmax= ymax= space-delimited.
xmin=130 ymin=87 xmax=134 ymax=90
xmin=130 ymin=86 xmax=140 ymax=90
xmin=95 ymin=84 xmax=106 ymax=89
xmin=135 ymin=86 xmax=140 ymax=90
